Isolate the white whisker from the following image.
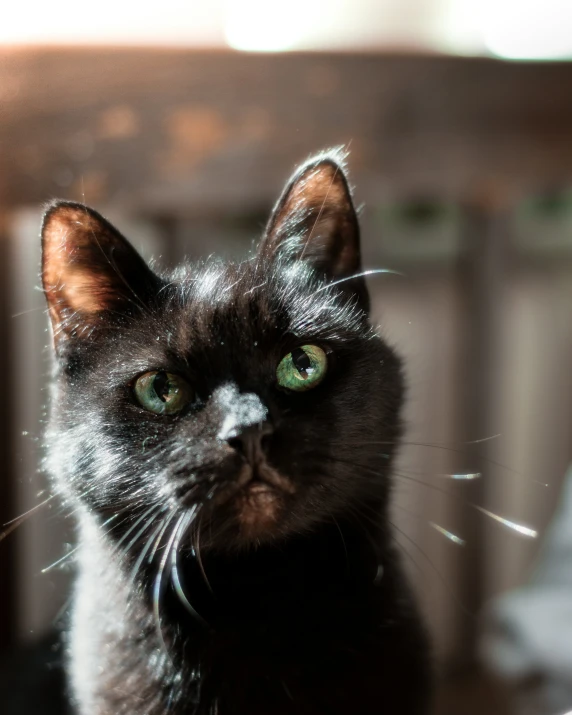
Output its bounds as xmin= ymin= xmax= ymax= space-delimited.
xmin=314 ymin=268 xmax=404 ymax=294
xmin=445 ymin=472 xmax=481 ymax=480
xmin=429 ymin=522 xmax=466 ymax=546
xmin=474 ymin=506 xmax=537 ymax=538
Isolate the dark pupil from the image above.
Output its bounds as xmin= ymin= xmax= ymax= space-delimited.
xmin=292 ymin=348 xmax=312 ymax=375
xmin=153 ymin=372 xmax=171 ymax=402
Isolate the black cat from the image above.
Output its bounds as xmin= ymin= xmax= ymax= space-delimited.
xmin=41 ymin=150 xmax=431 ymax=714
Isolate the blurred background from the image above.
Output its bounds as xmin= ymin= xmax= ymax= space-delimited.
xmin=1 ymin=1 xmax=572 ymax=713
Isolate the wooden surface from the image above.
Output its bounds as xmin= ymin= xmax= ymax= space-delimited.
xmin=1 ymin=49 xmax=572 ymax=214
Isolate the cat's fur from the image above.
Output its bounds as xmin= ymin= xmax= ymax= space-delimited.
xmin=42 ymin=150 xmax=431 ymax=714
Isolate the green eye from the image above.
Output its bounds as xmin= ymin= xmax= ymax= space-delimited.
xmin=276 ymin=345 xmax=328 ymax=392
xmin=134 ymin=371 xmax=193 ymax=415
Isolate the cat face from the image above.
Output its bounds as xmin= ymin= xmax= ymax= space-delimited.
xmin=42 ymin=151 xmax=403 ymax=554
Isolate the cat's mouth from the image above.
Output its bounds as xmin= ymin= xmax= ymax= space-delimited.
xmin=213 ymin=462 xmax=295 ymax=539
xmin=214 ymin=462 xmax=295 ymax=503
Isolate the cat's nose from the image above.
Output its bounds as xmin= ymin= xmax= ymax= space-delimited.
xmin=227 ymin=422 xmax=273 ymax=464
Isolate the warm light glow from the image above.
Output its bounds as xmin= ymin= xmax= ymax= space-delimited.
xmin=480 ymin=0 xmax=572 ymax=59
xmin=0 ymin=1 xmax=223 ymax=45
xmin=223 ymin=0 xmax=327 ymax=52
xmin=1 ymin=0 xmax=571 ymax=59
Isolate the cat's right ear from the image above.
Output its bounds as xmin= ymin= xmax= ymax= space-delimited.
xmin=41 ymin=201 xmax=160 ymax=354
xmin=259 ymin=151 xmax=369 ymax=310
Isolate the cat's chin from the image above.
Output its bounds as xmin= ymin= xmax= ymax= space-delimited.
xmin=236 ymin=482 xmax=282 ymax=540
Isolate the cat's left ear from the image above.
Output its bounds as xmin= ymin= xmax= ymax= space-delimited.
xmin=260 ymin=150 xmax=368 ymax=309
xmin=42 ymin=201 xmax=160 ymax=353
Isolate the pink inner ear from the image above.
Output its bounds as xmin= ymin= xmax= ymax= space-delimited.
xmin=58 ymin=268 xmax=115 ymax=315
xmin=42 ymin=205 xmax=134 ymax=344
xmin=43 ymin=207 xmax=112 ymax=319
xmin=262 ymin=155 xmax=361 ymax=280
xmin=294 ymin=166 xmax=361 ymax=276
xmin=42 ymin=201 xmax=158 ymax=350
xmin=279 ymin=164 xmax=352 ymax=236
xmin=302 ymin=216 xmax=359 ymax=278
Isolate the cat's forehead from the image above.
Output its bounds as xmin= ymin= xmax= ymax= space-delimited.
xmin=99 ymin=259 xmax=368 ymax=381
xmin=167 ymin=259 xmax=337 ymax=345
